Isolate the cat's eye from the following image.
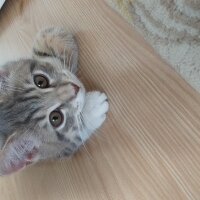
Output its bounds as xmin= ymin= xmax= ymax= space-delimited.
xmin=49 ymin=110 xmax=64 ymax=128
xmin=34 ymin=75 xmax=49 ymax=88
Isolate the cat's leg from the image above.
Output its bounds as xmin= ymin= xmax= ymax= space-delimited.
xmin=80 ymin=92 xmax=109 ymax=140
xmin=32 ymin=27 xmax=78 ymax=73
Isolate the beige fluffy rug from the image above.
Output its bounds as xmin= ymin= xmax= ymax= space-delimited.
xmin=106 ymin=0 xmax=200 ymax=92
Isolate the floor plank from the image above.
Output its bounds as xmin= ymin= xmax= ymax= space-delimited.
xmin=0 ymin=0 xmax=200 ymax=199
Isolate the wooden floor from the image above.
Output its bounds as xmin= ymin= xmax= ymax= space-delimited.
xmin=1 ymin=0 xmax=200 ymax=199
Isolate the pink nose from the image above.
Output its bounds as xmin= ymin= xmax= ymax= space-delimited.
xmin=71 ymin=83 xmax=80 ymax=95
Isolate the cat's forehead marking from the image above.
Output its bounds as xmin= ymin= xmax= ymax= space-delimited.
xmin=30 ymin=61 xmax=37 ymax=73
xmin=23 ymin=88 xmax=36 ymax=94
xmin=30 ymin=61 xmax=56 ymax=76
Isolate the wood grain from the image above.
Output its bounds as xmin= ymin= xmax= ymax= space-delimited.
xmin=0 ymin=0 xmax=200 ymax=199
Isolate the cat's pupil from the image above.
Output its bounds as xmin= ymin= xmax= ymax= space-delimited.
xmin=38 ymin=80 xmax=44 ymax=86
xmin=52 ymin=116 xmax=58 ymax=121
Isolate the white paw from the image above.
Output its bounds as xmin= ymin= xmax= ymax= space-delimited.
xmin=82 ymin=91 xmax=109 ymax=132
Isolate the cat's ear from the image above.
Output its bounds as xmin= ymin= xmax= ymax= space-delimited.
xmin=0 ymin=69 xmax=10 ymax=81
xmin=0 ymin=134 xmax=40 ymax=176
xmin=33 ymin=27 xmax=79 ymax=74
xmin=0 ymin=70 xmax=9 ymax=77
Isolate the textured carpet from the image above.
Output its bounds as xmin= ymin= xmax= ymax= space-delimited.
xmin=106 ymin=0 xmax=200 ymax=92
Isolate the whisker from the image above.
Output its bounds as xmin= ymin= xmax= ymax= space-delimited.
xmin=79 ymin=112 xmax=108 ymax=143
xmin=63 ymin=44 xmax=67 ymax=70
xmin=1 ymin=86 xmax=26 ymax=92
xmin=68 ymin=50 xmax=73 ymax=72
xmin=78 ymin=114 xmax=97 ymax=146
xmin=75 ymin=115 xmax=95 ymax=161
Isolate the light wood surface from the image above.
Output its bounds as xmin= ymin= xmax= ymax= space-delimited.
xmin=1 ymin=0 xmax=200 ymax=199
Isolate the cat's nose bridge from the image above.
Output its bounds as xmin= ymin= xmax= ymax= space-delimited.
xmin=55 ymin=83 xmax=79 ymax=101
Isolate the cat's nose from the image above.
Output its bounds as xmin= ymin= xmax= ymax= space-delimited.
xmin=70 ymin=83 xmax=80 ymax=95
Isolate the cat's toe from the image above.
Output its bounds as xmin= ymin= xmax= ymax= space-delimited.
xmin=96 ymin=97 xmax=109 ymax=116
xmin=96 ymin=92 xmax=108 ymax=104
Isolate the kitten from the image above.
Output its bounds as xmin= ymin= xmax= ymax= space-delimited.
xmin=0 ymin=27 xmax=109 ymax=175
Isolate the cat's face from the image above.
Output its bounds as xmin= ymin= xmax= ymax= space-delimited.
xmin=0 ymin=59 xmax=85 ymax=175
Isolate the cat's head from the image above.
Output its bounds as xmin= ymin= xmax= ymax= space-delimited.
xmin=0 ymin=58 xmax=85 ymax=175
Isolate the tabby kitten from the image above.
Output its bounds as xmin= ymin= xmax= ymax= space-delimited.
xmin=0 ymin=27 xmax=109 ymax=175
